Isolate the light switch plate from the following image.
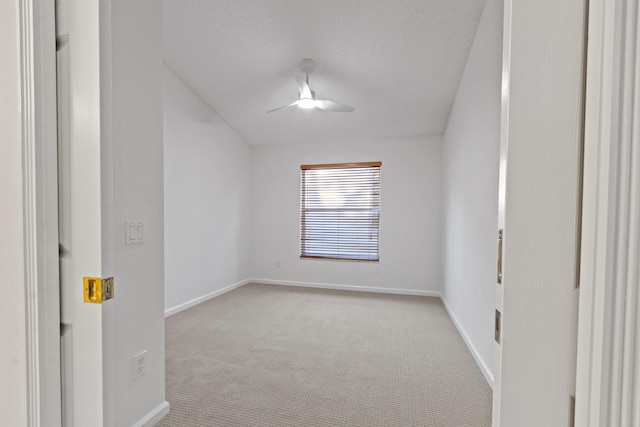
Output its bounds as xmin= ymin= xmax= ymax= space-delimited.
xmin=125 ymin=221 xmax=145 ymax=245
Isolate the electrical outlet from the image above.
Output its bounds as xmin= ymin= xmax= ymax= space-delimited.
xmin=276 ymin=260 xmax=281 ymax=268
xmin=132 ymin=350 xmax=147 ymax=380
xmin=375 ymin=264 xmax=380 ymax=274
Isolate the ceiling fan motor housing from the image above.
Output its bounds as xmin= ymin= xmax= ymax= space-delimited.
xmin=300 ymin=58 xmax=316 ymax=74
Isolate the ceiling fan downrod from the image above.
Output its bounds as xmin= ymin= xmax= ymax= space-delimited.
xmin=300 ymin=58 xmax=315 ymax=86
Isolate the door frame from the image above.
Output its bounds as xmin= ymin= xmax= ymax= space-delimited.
xmin=16 ymin=0 xmax=62 ymax=424
xmin=575 ymin=0 xmax=640 ymax=424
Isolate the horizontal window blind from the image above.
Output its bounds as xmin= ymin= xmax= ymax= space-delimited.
xmin=300 ymin=162 xmax=381 ymax=261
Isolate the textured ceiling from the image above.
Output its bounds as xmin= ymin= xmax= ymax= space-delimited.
xmin=163 ymin=0 xmax=486 ymax=146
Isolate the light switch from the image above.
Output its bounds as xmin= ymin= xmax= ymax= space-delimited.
xmin=125 ymin=221 xmax=145 ymax=245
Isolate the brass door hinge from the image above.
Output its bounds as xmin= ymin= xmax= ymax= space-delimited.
xmin=569 ymin=395 xmax=576 ymax=427
xmin=83 ymin=277 xmax=114 ymax=304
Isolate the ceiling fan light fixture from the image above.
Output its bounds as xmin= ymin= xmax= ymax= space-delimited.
xmin=298 ymin=97 xmax=316 ymax=109
xmin=267 ymin=58 xmax=354 ymax=114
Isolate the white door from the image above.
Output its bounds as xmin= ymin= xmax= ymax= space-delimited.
xmin=57 ymin=0 xmax=108 ymax=425
xmin=492 ymin=0 xmax=587 ymax=425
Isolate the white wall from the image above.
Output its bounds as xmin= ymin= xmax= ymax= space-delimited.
xmin=0 ymin=0 xmax=28 ymax=424
xmin=442 ymin=0 xmax=503 ymax=384
xmin=251 ymin=136 xmax=442 ymax=294
xmin=106 ymin=0 xmax=168 ymax=424
xmin=163 ymin=65 xmax=252 ymax=314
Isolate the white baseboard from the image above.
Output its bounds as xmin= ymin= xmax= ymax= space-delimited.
xmin=164 ymin=279 xmax=251 ymax=317
xmin=132 ymin=400 xmax=170 ymax=427
xmin=440 ymin=296 xmax=494 ymax=388
xmin=250 ymin=278 xmax=441 ymax=297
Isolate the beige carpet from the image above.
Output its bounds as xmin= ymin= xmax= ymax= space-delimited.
xmin=158 ymin=283 xmax=492 ymax=426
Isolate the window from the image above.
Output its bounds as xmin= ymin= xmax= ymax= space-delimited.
xmin=300 ymin=162 xmax=381 ymax=261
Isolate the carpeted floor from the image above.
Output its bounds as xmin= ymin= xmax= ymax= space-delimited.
xmin=158 ymin=283 xmax=492 ymax=426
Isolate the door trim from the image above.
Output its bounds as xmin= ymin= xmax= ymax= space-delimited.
xmin=576 ymin=0 xmax=640 ymax=424
xmin=19 ymin=0 xmax=41 ymax=422
xmin=19 ymin=0 xmax=61 ymax=424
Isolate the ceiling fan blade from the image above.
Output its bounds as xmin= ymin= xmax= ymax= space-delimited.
xmin=295 ymin=76 xmax=313 ymax=99
xmin=315 ymin=99 xmax=354 ymax=112
xmin=267 ymin=100 xmax=298 ymax=113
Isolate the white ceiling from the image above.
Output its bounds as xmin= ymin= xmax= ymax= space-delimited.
xmin=163 ymin=0 xmax=486 ymax=146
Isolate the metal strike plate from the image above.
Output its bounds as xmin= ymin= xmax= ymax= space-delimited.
xmin=84 ymin=277 xmax=114 ymax=304
xmin=103 ymin=277 xmax=114 ymax=301
xmin=497 ymin=229 xmax=503 ymax=284
xmin=495 ymin=309 xmax=502 ymax=344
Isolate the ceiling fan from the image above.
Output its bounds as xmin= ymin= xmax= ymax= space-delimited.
xmin=268 ymin=58 xmax=354 ymax=113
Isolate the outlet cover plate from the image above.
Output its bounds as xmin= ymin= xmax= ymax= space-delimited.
xmin=133 ymin=350 xmax=147 ymax=380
